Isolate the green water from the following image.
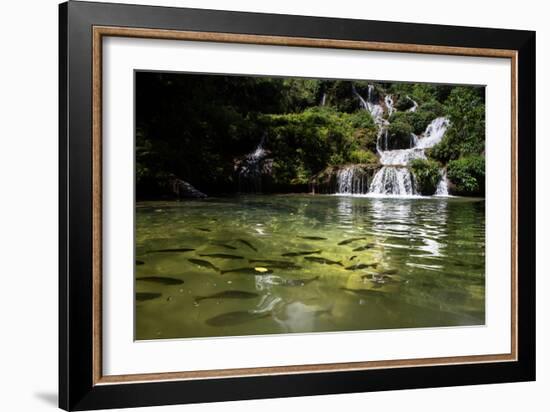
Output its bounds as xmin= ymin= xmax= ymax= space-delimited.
xmin=135 ymin=194 xmax=485 ymax=340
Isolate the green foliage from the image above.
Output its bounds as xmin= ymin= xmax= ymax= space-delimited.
xmin=387 ymin=120 xmax=413 ymax=149
xmin=390 ymin=111 xmax=431 ymax=135
xmin=410 ymin=158 xmax=441 ymax=195
xmin=420 ymin=100 xmax=445 ymax=117
xmin=447 ymin=156 xmax=485 ymax=195
xmin=394 ymin=97 xmax=414 ymax=111
xmin=430 ymin=87 xmax=485 ymax=162
xmin=349 ymin=149 xmax=378 ymax=164
xmin=262 ymin=107 xmax=377 ymax=181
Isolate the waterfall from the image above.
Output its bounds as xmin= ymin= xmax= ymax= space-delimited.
xmin=385 ymin=95 xmax=395 ymax=116
xmin=370 ymin=116 xmax=449 ymax=196
xmin=352 ymin=84 xmax=385 ymax=124
xmin=416 ymin=117 xmax=450 ymax=148
xmin=335 ymin=84 xmax=450 ymax=197
xmin=369 ymin=166 xmax=416 ymax=196
xmin=435 ymin=170 xmax=449 ymax=196
xmin=336 ymin=166 xmax=369 ymax=195
xmin=407 ymin=96 xmax=418 ymax=112
xmin=237 ymin=136 xmax=268 ymax=192
xmin=320 ymin=92 xmax=327 ymax=106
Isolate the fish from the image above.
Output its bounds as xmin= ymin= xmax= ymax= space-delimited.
xmin=377 ymin=268 xmax=398 ymax=275
xmin=337 ymin=237 xmax=366 ymax=246
xmin=345 ymin=263 xmax=379 ymax=271
xmin=362 ymin=273 xmax=395 ymax=285
xmin=281 ymin=276 xmax=320 ymax=287
xmin=236 ymin=239 xmax=258 ymax=252
xmin=281 ymin=250 xmax=322 ymax=257
xmin=187 ymin=258 xmax=220 ymax=271
xmin=248 ymin=259 xmax=302 ymax=269
xmin=304 ymin=256 xmax=343 ymax=266
xmin=197 ymin=227 xmax=211 ymax=232
xmin=212 ymin=242 xmax=237 ymax=250
xmin=298 ymin=236 xmax=328 ymax=241
xmin=205 ymin=310 xmax=271 ymax=326
xmin=198 ymin=253 xmax=244 ymax=260
xmin=148 ymin=248 xmax=195 ymax=253
xmin=136 ymin=276 xmax=184 ymax=285
xmin=349 ymin=256 xmax=358 ymax=261
xmin=136 ymin=292 xmax=162 ymax=302
xmin=352 ymin=243 xmax=375 ymax=252
xmin=194 ymin=290 xmax=259 ymax=303
xmin=136 ymin=260 xmax=145 ymax=265
xmin=220 ymin=267 xmax=273 ymax=275
xmin=339 ymin=287 xmax=383 ymax=297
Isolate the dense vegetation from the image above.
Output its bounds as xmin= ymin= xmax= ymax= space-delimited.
xmin=136 ymin=72 xmax=485 ymax=197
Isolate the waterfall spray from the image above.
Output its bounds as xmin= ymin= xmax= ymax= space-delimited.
xmin=336 ymin=84 xmax=450 ymax=197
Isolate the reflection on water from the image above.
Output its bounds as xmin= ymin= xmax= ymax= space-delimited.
xmin=135 ymin=194 xmax=485 ymax=340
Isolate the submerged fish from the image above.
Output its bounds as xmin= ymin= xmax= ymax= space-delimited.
xmin=337 ymin=237 xmax=366 ymax=246
xmin=281 ymin=276 xmax=320 ymax=287
xmin=187 ymin=258 xmax=219 ymax=271
xmin=197 ymin=227 xmax=212 ymax=232
xmin=281 ymin=250 xmax=322 ymax=257
xmin=194 ymin=290 xmax=259 ymax=303
xmin=345 ymin=263 xmax=379 ymax=271
xmin=352 ymin=243 xmax=375 ymax=252
xmin=136 ymin=276 xmax=184 ymax=285
xmin=136 ymin=260 xmax=145 ymax=265
xmin=221 ymin=267 xmax=273 ymax=275
xmin=349 ymin=256 xmax=358 ymax=261
xmin=339 ymin=287 xmax=382 ymax=297
xmin=205 ymin=310 xmax=271 ymax=326
xmin=298 ymin=236 xmax=328 ymax=241
xmin=377 ymin=268 xmax=398 ymax=275
xmin=248 ymin=259 xmax=301 ymax=269
xmin=362 ymin=273 xmax=396 ymax=285
xmin=236 ymin=239 xmax=258 ymax=252
xmin=212 ymin=242 xmax=237 ymax=250
xmin=199 ymin=253 xmax=244 ymax=260
xmin=304 ymin=256 xmax=343 ymax=266
xmin=148 ymin=248 xmax=195 ymax=253
xmin=136 ymin=292 xmax=162 ymax=302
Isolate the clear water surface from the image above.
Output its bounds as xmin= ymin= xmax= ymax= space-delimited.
xmin=135 ymin=194 xmax=485 ymax=340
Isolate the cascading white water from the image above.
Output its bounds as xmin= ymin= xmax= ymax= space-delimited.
xmin=353 ymin=85 xmax=385 ymax=125
xmin=336 ymin=85 xmax=450 ymax=197
xmin=336 ymin=166 xmax=369 ymax=195
xmin=370 ymin=116 xmax=449 ymax=196
xmin=369 ymin=167 xmax=416 ymax=196
xmin=435 ymin=170 xmax=450 ymax=196
xmin=237 ymin=137 xmax=268 ymax=192
xmin=416 ymin=117 xmax=450 ymax=149
xmin=407 ymin=96 xmax=419 ymax=112
xmin=384 ymin=95 xmax=395 ymax=116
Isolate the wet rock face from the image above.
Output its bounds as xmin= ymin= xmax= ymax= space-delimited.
xmin=169 ymin=176 xmax=207 ymax=199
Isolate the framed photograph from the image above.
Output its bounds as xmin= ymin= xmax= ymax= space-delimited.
xmin=59 ymin=1 xmax=535 ymax=410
